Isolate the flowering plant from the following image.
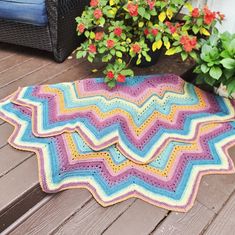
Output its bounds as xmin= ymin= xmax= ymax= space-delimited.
xmin=194 ymin=31 xmax=235 ymax=95
xmin=76 ymin=0 xmax=222 ymax=88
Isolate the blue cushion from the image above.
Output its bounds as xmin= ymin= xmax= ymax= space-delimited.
xmin=0 ymin=0 xmax=48 ymax=26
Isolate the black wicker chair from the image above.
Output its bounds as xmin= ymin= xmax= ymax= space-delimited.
xmin=0 ymin=0 xmax=89 ymax=62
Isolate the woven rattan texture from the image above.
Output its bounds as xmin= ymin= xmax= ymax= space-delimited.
xmin=0 ymin=19 xmax=52 ymax=51
xmin=0 ymin=0 xmax=89 ymax=61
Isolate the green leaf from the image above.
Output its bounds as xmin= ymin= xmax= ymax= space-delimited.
xmin=194 ymin=65 xmax=201 ymax=74
xmin=76 ymin=51 xmax=84 ymax=59
xmin=87 ymin=55 xmax=94 ymax=63
xmin=99 ymin=17 xmax=105 ymax=26
xmin=98 ymin=47 xmax=106 ymax=53
xmin=228 ymin=39 xmax=235 ymax=54
xmin=144 ymin=13 xmax=151 ymax=20
xmin=165 ymin=48 xmax=176 ymax=56
xmin=108 ymin=80 xmax=116 ymax=88
xmin=121 ymin=69 xmax=134 ymax=76
xmin=104 ymin=77 xmax=110 ymax=83
xmin=84 ymin=31 xmax=90 ymax=38
xmin=192 ymin=25 xmax=199 ymax=34
xmin=202 ymin=44 xmax=212 ymax=55
xmin=116 ymin=51 xmax=122 ymax=57
xmin=209 ymin=66 xmax=222 ymax=80
xmin=158 ymin=12 xmax=166 ymax=22
xmin=152 ymin=40 xmax=162 ymax=51
xmin=189 ymin=51 xmax=199 ymax=62
xmin=209 ymin=47 xmax=219 ymax=60
xmin=90 ymin=31 xmax=95 ymax=39
xmin=227 ymin=79 xmax=235 ymax=95
xmin=138 ymin=7 xmax=145 ymax=17
xmin=224 ymin=69 xmax=235 ymax=79
xmin=145 ymin=54 xmax=151 ymax=62
xmin=181 ymin=52 xmax=188 ymax=61
xmin=201 ymin=64 xmax=210 ymax=73
xmin=220 ymin=50 xmax=230 ymax=58
xmin=205 ymin=76 xmax=216 ymax=86
xmin=220 ymin=58 xmax=235 ymax=69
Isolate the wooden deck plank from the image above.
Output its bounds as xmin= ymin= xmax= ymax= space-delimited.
xmin=0 ymin=57 xmax=51 ymax=88
xmin=196 ymin=148 xmax=235 ymax=213
xmin=204 ymin=192 xmax=235 ymax=235
xmin=152 ymin=201 xmax=215 ymax=235
xmin=0 ymin=145 xmax=32 ymax=177
xmin=0 ymin=157 xmax=38 ymax=213
xmin=44 ymin=61 xmax=103 ymax=85
xmin=9 ymin=190 xmax=92 ymax=235
xmin=103 ymin=200 xmax=168 ymax=235
xmin=196 ymin=176 xmax=233 ymax=213
xmin=0 ymin=47 xmax=15 ymax=60
xmin=0 ymin=59 xmax=83 ymax=100
xmin=0 ymin=123 xmax=14 ymax=148
xmin=0 ymin=53 xmax=14 ymax=62
xmin=0 ymin=185 xmax=46 ymax=233
xmin=0 ymin=54 xmax=33 ymax=74
xmin=54 ymin=199 xmax=135 ymax=235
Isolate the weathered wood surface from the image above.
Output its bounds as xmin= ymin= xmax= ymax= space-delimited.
xmin=10 ymin=190 xmax=92 ymax=235
xmin=152 ymin=201 xmax=215 ymax=235
xmin=204 ymin=192 xmax=235 ymax=235
xmin=0 ymin=42 xmax=235 ymax=234
xmin=54 ymin=199 xmax=136 ymax=235
xmin=103 ymin=200 xmax=168 ymax=235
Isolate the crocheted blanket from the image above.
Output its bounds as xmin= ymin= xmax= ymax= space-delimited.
xmin=0 ymin=74 xmax=235 ymax=212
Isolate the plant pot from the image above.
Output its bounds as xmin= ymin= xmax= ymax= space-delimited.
xmin=181 ymin=66 xmax=215 ymax=94
xmin=131 ymin=43 xmax=163 ymax=68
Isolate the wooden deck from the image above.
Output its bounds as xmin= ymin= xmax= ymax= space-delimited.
xmin=0 ymin=42 xmax=235 ymax=235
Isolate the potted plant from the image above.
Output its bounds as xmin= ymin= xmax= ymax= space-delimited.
xmin=75 ymin=0 xmax=223 ymax=88
xmin=193 ymin=30 xmax=235 ymax=98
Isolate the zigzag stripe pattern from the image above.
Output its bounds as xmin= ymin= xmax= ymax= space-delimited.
xmin=13 ymin=74 xmax=235 ymax=163
xmin=0 ymin=98 xmax=234 ymax=212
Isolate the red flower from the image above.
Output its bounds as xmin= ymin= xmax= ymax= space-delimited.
xmin=107 ymin=71 xmax=114 ymax=79
xmin=114 ymin=27 xmax=123 ymax=37
xmin=117 ymin=74 xmax=126 ymax=83
xmin=94 ymin=8 xmax=103 ymax=19
xmin=151 ymin=28 xmax=158 ymax=36
xmin=144 ymin=28 xmax=149 ymax=36
xmin=192 ymin=8 xmax=200 ymax=18
xmin=171 ymin=26 xmax=177 ymax=34
xmin=107 ymin=39 xmax=115 ymax=48
xmin=147 ymin=0 xmax=155 ymax=10
xmin=95 ymin=32 xmax=104 ymax=41
xmin=165 ymin=21 xmax=177 ymax=34
xmin=90 ymin=0 xmax=99 ymax=7
xmin=77 ymin=23 xmax=85 ymax=33
xmin=127 ymin=3 xmax=138 ymax=17
xmin=180 ymin=36 xmax=197 ymax=52
xmin=132 ymin=43 xmax=141 ymax=53
xmin=88 ymin=44 xmax=97 ymax=53
xmin=203 ymin=6 xmax=216 ymax=25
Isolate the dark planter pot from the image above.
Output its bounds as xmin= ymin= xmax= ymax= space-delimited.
xmin=131 ymin=42 xmax=163 ymax=68
xmin=181 ymin=66 xmax=214 ymax=93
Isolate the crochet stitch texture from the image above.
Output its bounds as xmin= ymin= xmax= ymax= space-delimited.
xmin=0 ymin=74 xmax=235 ymax=212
